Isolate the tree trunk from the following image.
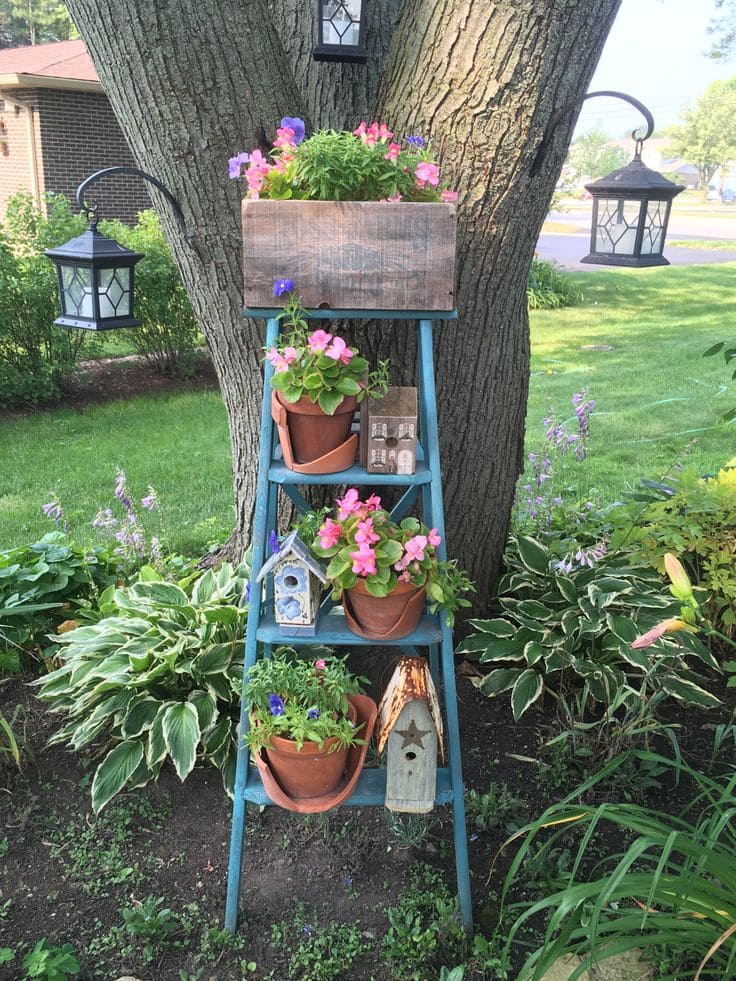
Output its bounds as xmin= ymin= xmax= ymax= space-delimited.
xmin=65 ymin=0 xmax=620 ymax=607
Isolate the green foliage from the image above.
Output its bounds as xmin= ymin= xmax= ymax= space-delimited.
xmin=465 ymin=781 xmax=528 ymax=834
xmin=668 ymin=76 xmax=736 ymax=186
xmin=527 ymin=258 xmax=583 ymax=311
xmin=501 ymin=753 xmax=736 ymax=980
xmin=122 ymin=895 xmax=178 ymax=956
xmin=0 ymin=193 xmax=89 ymax=407
xmin=565 ymin=130 xmax=628 ymax=183
xmin=383 ymin=811 xmax=436 ymax=848
xmin=34 ymin=562 xmax=249 ymax=811
xmin=458 ymin=535 xmax=720 ymax=718
xmin=0 ymin=0 xmax=77 ymax=46
xmin=0 ymin=531 xmax=115 ymax=674
xmin=101 ymin=212 xmax=201 ymax=377
xmin=613 ymin=461 xmax=736 ymax=631
xmin=268 ymin=291 xmax=389 ymax=411
xmin=269 ymin=904 xmax=369 ymax=981
xmin=21 ymin=939 xmax=79 ymax=980
xmin=0 ymin=703 xmax=29 ymax=771
xmin=708 ymin=0 xmax=736 ymax=60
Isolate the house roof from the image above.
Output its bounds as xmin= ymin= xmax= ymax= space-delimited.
xmin=255 ymin=530 xmax=329 ymax=584
xmin=0 ymin=40 xmax=101 ymax=92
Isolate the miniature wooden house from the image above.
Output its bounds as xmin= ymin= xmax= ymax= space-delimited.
xmin=255 ymin=530 xmax=328 ymax=636
xmin=376 ymin=656 xmax=444 ymax=813
xmin=360 ymin=387 xmax=418 ymax=475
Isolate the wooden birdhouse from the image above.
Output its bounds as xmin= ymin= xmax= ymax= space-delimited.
xmin=360 ymin=387 xmax=418 ymax=475
xmin=255 ymin=530 xmax=328 ymax=635
xmin=376 ymin=656 xmax=444 ymax=813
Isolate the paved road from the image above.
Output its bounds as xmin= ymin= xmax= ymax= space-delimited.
xmin=537 ymin=207 xmax=736 ymax=270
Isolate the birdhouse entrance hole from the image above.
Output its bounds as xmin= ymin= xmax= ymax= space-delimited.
xmin=284 ymin=575 xmax=299 ymax=587
xmin=405 ymin=751 xmax=416 ymax=760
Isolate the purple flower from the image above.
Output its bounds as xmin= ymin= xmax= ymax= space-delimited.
xmin=228 ymin=151 xmax=249 ymax=179
xmin=269 ymin=694 xmax=285 ymax=716
xmin=41 ymin=501 xmax=63 ymax=524
xmin=115 ymin=527 xmax=129 ymax=545
xmin=244 ymin=580 xmax=251 ymax=603
xmin=269 ymin=530 xmax=279 ymax=554
xmin=307 ymin=708 xmax=320 ymax=720
xmin=280 ymin=116 xmax=306 ymax=144
xmin=273 ymin=278 xmax=294 ymax=297
xmin=140 ymin=487 xmax=159 ymax=511
xmin=405 ymin=135 xmax=424 ymax=148
xmin=114 ymin=469 xmax=132 ymax=511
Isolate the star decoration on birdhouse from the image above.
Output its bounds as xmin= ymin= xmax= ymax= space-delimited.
xmin=395 ymin=719 xmax=431 ymax=750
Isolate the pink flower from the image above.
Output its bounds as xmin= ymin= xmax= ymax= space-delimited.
xmin=381 ymin=193 xmax=403 ymax=203
xmin=428 ymin=528 xmax=441 ymax=547
xmin=318 ymin=518 xmax=341 ymax=549
xmin=353 ymin=121 xmax=380 ymax=145
xmin=355 ymin=518 xmax=380 ymax=546
xmin=440 ymin=189 xmax=458 ymax=203
xmin=282 ymin=346 xmax=298 ymax=364
xmin=315 ymin=658 xmax=327 ymax=670
xmin=308 ymin=329 xmax=333 ymax=353
xmin=350 ymin=543 xmax=377 ymax=577
xmin=364 ymin=494 xmax=382 ymax=512
xmin=415 ymin=161 xmax=440 ymax=188
xmin=266 ymin=347 xmax=292 ymax=373
xmin=337 ymin=488 xmax=361 ymax=520
xmin=631 ymin=617 xmax=695 ymax=649
xmin=377 ymin=124 xmax=394 ymax=141
xmin=404 ymin=534 xmax=428 ymax=563
xmin=384 ymin=142 xmax=401 ymax=162
xmin=325 ymin=336 xmax=353 ymax=364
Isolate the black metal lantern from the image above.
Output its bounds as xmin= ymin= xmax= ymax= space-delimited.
xmin=45 ymin=166 xmax=189 ymax=332
xmin=313 ymin=0 xmax=367 ymax=63
xmin=45 ymin=219 xmax=143 ymax=330
xmin=581 ymin=144 xmax=685 ymax=267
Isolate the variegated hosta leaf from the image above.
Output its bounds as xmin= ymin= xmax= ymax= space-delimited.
xmin=91 ymin=740 xmax=143 ymax=814
xmin=162 ymin=702 xmax=200 ymax=781
xmin=511 ymin=669 xmax=544 ymax=720
xmin=188 ymin=690 xmax=218 ymax=733
xmin=471 ymin=668 xmax=521 ymax=697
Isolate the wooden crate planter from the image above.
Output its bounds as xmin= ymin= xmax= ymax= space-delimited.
xmin=242 ymin=200 xmax=456 ymax=311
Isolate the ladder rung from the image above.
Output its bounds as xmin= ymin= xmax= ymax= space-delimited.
xmin=256 ymin=609 xmax=443 ymax=646
xmin=243 ymin=766 xmax=456 ymax=806
xmin=268 ymin=458 xmax=432 ymax=486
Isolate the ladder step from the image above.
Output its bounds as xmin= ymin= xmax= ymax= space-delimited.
xmin=268 ymin=458 xmax=432 ymax=486
xmin=256 ymin=609 xmax=442 ymax=646
xmin=243 ymin=766 xmax=456 ymax=806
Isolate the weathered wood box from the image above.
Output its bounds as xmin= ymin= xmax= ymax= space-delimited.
xmin=242 ymin=200 xmax=456 ymax=311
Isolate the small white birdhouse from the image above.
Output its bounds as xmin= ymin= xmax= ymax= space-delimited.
xmin=376 ymin=656 xmax=444 ymax=813
xmin=255 ymin=530 xmax=328 ymax=635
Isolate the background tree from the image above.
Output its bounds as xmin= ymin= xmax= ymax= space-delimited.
xmin=0 ymin=0 xmax=77 ymax=47
xmin=708 ymin=0 xmax=736 ymax=61
xmin=565 ymin=130 xmax=628 ymax=184
xmin=668 ymin=76 xmax=736 ymax=187
xmin=62 ymin=0 xmax=621 ymax=608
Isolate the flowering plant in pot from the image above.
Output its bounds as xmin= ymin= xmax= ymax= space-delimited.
xmin=267 ymin=281 xmax=389 ymax=468
xmin=244 ymin=650 xmax=367 ymax=800
xmin=310 ymin=490 xmax=474 ymax=639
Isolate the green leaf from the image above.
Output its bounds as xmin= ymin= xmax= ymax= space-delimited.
xmin=326 ymin=554 xmax=352 ymax=579
xmin=147 ymin=704 xmax=172 ymax=766
xmin=162 ymin=702 xmax=201 ymax=781
xmin=188 ymin=690 xmax=217 ymax=732
xmin=376 ymin=539 xmax=403 ymax=565
xmin=467 ymin=618 xmax=516 ymax=637
xmin=660 ymin=676 xmax=721 ymax=708
xmin=605 ymin=613 xmax=638 ymax=642
xmin=524 ymin=642 xmax=546 ymax=666
xmin=516 ymin=536 xmax=549 ymax=575
xmin=516 ymin=599 xmax=552 ymax=619
xmin=318 ymin=388 xmax=345 ymax=415
xmin=556 ymin=576 xmax=578 ymax=603
xmin=302 ymin=371 xmax=323 ymax=390
xmin=511 ymin=669 xmax=544 ymax=720
xmin=473 ymin=667 xmax=520 ymax=696
xmin=121 ymin=697 xmax=160 ymax=739
xmin=197 ymin=643 xmax=233 ymax=675
xmin=336 ymin=377 xmax=361 ymax=396
xmin=191 ymin=569 xmax=217 ymax=605
xmin=703 ymin=341 xmax=724 ymax=357
xmin=92 ymin=740 xmax=144 ymax=814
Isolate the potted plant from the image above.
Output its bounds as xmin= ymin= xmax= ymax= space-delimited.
xmin=244 ymin=650 xmax=368 ymax=800
xmin=231 ymin=118 xmax=458 ymax=310
xmin=310 ymin=490 xmax=474 ymax=639
xmin=267 ymin=282 xmax=389 ymax=469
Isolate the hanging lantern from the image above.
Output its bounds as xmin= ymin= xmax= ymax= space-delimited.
xmin=313 ymin=0 xmax=367 ymax=63
xmin=45 ymin=216 xmax=143 ymax=330
xmin=581 ymin=141 xmax=685 ymax=268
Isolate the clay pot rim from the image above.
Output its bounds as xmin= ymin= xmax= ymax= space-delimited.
xmin=276 ymin=389 xmax=358 ymax=417
xmin=348 ymin=576 xmax=425 ymax=597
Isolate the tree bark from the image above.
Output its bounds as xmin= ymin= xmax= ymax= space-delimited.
xmin=65 ymin=0 xmax=620 ymax=608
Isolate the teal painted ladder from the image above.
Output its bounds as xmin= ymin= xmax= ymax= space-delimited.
xmin=224 ymin=308 xmax=472 ymax=933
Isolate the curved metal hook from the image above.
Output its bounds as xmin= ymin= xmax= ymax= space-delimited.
xmin=75 ymin=166 xmax=192 ymax=242
xmin=531 ymin=89 xmax=655 ymax=176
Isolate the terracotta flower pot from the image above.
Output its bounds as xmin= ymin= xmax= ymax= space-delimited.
xmin=343 ymin=578 xmax=425 ymax=640
xmin=262 ymin=700 xmax=358 ymax=800
xmin=276 ymin=391 xmax=357 ymax=465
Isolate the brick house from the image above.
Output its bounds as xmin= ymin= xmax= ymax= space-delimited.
xmin=0 ymin=39 xmax=149 ymax=222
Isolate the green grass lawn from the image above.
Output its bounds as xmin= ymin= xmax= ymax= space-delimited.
xmin=1 ymin=263 xmax=734 ymax=555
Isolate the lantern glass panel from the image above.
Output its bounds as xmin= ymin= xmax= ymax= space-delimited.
xmin=595 ymin=197 xmax=642 ymax=255
xmin=99 ymin=266 xmax=132 ymax=317
xmin=322 ymin=0 xmax=361 ymax=48
xmin=640 ymin=200 xmax=667 ymax=255
xmin=60 ymin=264 xmax=92 ymax=318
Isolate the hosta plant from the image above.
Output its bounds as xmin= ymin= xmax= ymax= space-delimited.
xmin=457 ymin=535 xmax=720 ymax=719
xmin=35 ymin=562 xmax=250 ymax=812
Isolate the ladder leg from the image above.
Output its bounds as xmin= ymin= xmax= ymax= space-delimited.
xmin=418 ymin=319 xmax=473 ymax=933
xmin=225 ymin=317 xmax=280 ymax=934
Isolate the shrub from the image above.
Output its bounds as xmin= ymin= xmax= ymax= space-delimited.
xmin=457 ymin=534 xmax=721 ymax=719
xmin=0 ymin=192 xmax=89 ymax=407
xmin=612 ymin=461 xmax=736 ymax=632
xmin=526 ymin=258 xmax=582 ymax=310
xmin=35 ymin=562 xmax=249 ymax=811
xmin=501 ymin=753 xmax=736 ymax=980
xmin=100 ymin=211 xmax=201 ymax=377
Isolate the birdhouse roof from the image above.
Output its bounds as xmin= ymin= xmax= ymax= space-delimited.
xmin=376 ymin=656 xmax=444 ymax=761
xmin=255 ymin=529 xmax=329 ymax=584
